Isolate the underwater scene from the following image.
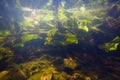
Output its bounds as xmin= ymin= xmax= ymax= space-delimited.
xmin=0 ymin=0 xmax=120 ymax=80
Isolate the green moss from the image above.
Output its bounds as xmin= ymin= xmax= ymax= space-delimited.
xmin=28 ymin=73 xmax=42 ymax=80
xmin=53 ymin=72 xmax=67 ymax=80
xmin=21 ymin=34 xmax=38 ymax=43
xmin=78 ymin=25 xmax=89 ymax=32
xmin=44 ymin=37 xmax=53 ymax=45
xmin=42 ymin=66 xmax=57 ymax=74
xmin=0 ymin=47 xmax=13 ymax=61
xmin=58 ymin=11 xmax=68 ymax=21
xmin=109 ymin=43 xmax=119 ymax=51
xmin=72 ymin=11 xmax=79 ymax=18
xmin=20 ymin=56 xmax=55 ymax=76
xmin=14 ymin=34 xmax=38 ymax=47
xmin=48 ymin=29 xmax=58 ymax=37
xmin=21 ymin=56 xmax=58 ymax=80
xmin=44 ymin=29 xmax=57 ymax=45
xmin=6 ymin=70 xmax=27 ymax=80
xmin=45 ymin=29 xmax=78 ymax=46
xmin=0 ymin=30 xmax=10 ymax=42
xmin=13 ymin=43 xmax=24 ymax=47
xmin=0 ymin=70 xmax=9 ymax=80
xmin=19 ymin=21 xmax=34 ymax=28
xmin=64 ymin=57 xmax=78 ymax=69
xmin=101 ymin=43 xmax=119 ymax=52
xmin=0 ymin=37 xmax=4 ymax=42
xmin=42 ymin=11 xmax=54 ymax=22
xmin=60 ymin=32 xmax=78 ymax=45
xmin=65 ymin=33 xmax=78 ymax=45
xmin=99 ymin=36 xmax=120 ymax=52
xmin=28 ymin=70 xmax=53 ymax=80
xmin=0 ymin=30 xmax=10 ymax=36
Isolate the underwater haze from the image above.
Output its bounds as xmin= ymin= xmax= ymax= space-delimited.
xmin=0 ymin=0 xmax=120 ymax=80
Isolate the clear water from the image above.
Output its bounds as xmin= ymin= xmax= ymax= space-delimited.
xmin=0 ymin=0 xmax=120 ymax=80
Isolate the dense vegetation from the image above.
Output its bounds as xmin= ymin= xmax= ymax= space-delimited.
xmin=0 ymin=0 xmax=120 ymax=80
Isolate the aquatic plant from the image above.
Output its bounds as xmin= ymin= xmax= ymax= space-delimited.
xmin=53 ymin=72 xmax=67 ymax=80
xmin=42 ymin=11 xmax=54 ymax=22
xmin=0 ymin=47 xmax=13 ymax=61
xmin=19 ymin=55 xmax=60 ymax=80
xmin=78 ymin=25 xmax=89 ymax=32
xmin=19 ymin=21 xmax=34 ymax=28
xmin=0 ymin=1 xmax=120 ymax=80
xmin=0 ymin=30 xmax=11 ymax=41
xmin=21 ymin=34 xmax=38 ymax=43
xmin=0 ymin=70 xmax=27 ymax=80
xmin=28 ymin=73 xmax=42 ymax=80
xmin=87 ymin=0 xmax=108 ymax=6
xmin=64 ymin=32 xmax=78 ymax=45
xmin=14 ymin=34 xmax=38 ymax=47
xmin=45 ymin=29 xmax=78 ymax=46
xmin=0 ymin=70 xmax=9 ymax=80
xmin=0 ymin=30 xmax=11 ymax=44
xmin=99 ymin=36 xmax=120 ymax=52
xmin=58 ymin=10 xmax=68 ymax=22
xmin=64 ymin=57 xmax=78 ymax=69
xmin=0 ymin=30 xmax=10 ymax=35
xmin=44 ymin=29 xmax=58 ymax=45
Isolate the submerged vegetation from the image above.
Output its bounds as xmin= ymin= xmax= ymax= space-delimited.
xmin=99 ymin=36 xmax=120 ymax=52
xmin=0 ymin=0 xmax=120 ymax=80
